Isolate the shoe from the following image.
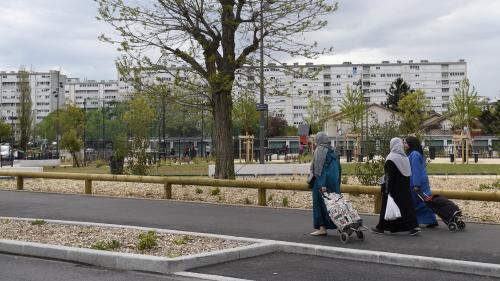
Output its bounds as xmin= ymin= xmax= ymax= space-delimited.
xmin=371 ymin=227 xmax=384 ymax=234
xmin=426 ymin=222 xmax=439 ymax=228
xmin=310 ymin=230 xmax=327 ymax=236
xmin=409 ymin=228 xmax=421 ymax=236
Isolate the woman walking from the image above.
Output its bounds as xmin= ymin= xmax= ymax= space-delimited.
xmin=309 ymin=132 xmax=341 ymax=236
xmin=405 ymin=136 xmax=438 ymax=228
xmin=372 ymin=138 xmax=421 ymax=235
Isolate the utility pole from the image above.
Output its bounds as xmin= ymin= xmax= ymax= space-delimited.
xmin=83 ymin=98 xmax=87 ymax=166
xmin=258 ymin=0 xmax=266 ymax=164
xmin=55 ymin=71 xmax=60 ymax=158
xmin=201 ymin=108 xmax=204 ymax=157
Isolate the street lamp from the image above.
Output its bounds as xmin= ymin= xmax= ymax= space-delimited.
xmin=258 ymin=0 xmax=269 ymax=164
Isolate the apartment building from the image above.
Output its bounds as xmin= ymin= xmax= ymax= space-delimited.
xmin=65 ymin=78 xmax=120 ymax=109
xmin=0 ymin=70 xmax=66 ymax=137
xmin=117 ymin=60 xmax=467 ymax=126
xmin=234 ymin=60 xmax=467 ymax=126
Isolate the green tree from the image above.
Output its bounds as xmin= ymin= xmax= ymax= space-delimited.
xmin=35 ymin=110 xmax=58 ymax=143
xmin=267 ymin=116 xmax=288 ymax=137
xmin=0 ymin=120 xmax=11 ymax=143
xmin=233 ymin=92 xmax=259 ymax=136
xmin=97 ymin=0 xmax=337 ymax=179
xmin=398 ymin=90 xmax=430 ymax=137
xmin=385 ymin=78 xmax=412 ymax=111
xmin=479 ymin=100 xmax=500 ymax=136
xmin=340 ymin=86 xmax=366 ymax=134
xmin=60 ymin=129 xmax=83 ymax=167
xmin=448 ymin=78 xmax=482 ymax=130
xmin=35 ymin=104 xmax=85 ymax=143
xmin=18 ymin=69 xmax=32 ymax=151
xmin=305 ymin=95 xmax=333 ymax=133
xmin=122 ymin=96 xmax=155 ymax=175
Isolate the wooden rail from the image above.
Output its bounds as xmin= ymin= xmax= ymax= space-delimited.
xmin=1 ymin=171 xmax=498 ymax=213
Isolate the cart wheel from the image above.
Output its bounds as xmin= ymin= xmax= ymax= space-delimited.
xmin=448 ymin=222 xmax=458 ymax=233
xmin=339 ymin=232 xmax=349 ymax=244
xmin=457 ymin=220 xmax=466 ymax=230
xmin=356 ymin=230 xmax=365 ymax=241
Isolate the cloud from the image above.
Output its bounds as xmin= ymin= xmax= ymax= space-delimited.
xmin=0 ymin=0 xmax=498 ymax=98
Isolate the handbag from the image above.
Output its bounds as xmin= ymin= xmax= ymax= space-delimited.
xmin=384 ymin=194 xmax=402 ymax=221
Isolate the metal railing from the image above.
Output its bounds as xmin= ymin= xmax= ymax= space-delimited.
xmin=0 ymin=171 xmax=498 ymax=213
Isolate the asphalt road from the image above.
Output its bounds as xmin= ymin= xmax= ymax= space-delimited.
xmin=192 ymin=252 xmax=500 ymax=281
xmin=0 ymin=190 xmax=499 ymax=264
xmin=0 ymin=253 xmax=202 ymax=281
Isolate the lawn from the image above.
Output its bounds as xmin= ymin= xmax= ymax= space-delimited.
xmin=44 ymin=162 xmax=499 ymax=176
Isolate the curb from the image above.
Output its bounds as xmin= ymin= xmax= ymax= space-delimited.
xmin=277 ymin=242 xmax=500 ymax=278
xmin=0 ymin=217 xmax=499 ymax=278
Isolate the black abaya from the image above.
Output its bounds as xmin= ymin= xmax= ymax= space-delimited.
xmin=376 ymin=160 xmax=419 ymax=233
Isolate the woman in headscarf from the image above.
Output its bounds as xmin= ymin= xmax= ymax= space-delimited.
xmin=309 ymin=132 xmax=341 ymax=236
xmin=372 ymin=138 xmax=421 ymax=235
xmin=405 ymin=136 xmax=438 ymax=228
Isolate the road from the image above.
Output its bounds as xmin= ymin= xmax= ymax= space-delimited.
xmin=0 ymin=190 xmax=498 ymax=264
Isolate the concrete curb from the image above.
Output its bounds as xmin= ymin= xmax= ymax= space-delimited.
xmin=0 ymin=217 xmax=499 ymax=278
xmin=277 ymin=241 xmax=500 ymax=278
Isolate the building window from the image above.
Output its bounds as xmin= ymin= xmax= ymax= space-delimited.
xmin=442 ymin=88 xmax=449 ymax=93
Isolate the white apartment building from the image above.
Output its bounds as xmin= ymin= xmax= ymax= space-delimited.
xmin=117 ymin=60 xmax=467 ymax=126
xmin=235 ymin=59 xmax=467 ymax=126
xmin=0 ymin=70 xmax=66 ymax=136
xmin=65 ymin=78 xmax=121 ymax=109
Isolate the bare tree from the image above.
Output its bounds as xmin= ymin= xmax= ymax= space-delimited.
xmin=96 ymin=0 xmax=336 ymax=178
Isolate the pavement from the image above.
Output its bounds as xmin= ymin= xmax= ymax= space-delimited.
xmin=192 ymin=252 xmax=500 ymax=281
xmin=0 ymin=190 xmax=498 ymax=265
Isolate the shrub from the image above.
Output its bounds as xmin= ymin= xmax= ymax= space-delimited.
xmin=137 ymin=230 xmax=158 ymax=251
xmin=282 ymin=197 xmax=289 ymax=207
xmin=91 ymin=240 xmax=121 ymax=251
xmin=195 ymin=187 xmax=203 ymax=194
xmin=245 ymin=197 xmax=252 ymax=205
xmin=95 ymin=159 xmax=105 ymax=168
xmin=210 ymin=187 xmax=221 ymax=196
xmin=354 ymin=158 xmax=384 ymax=186
xmin=31 ymin=219 xmax=46 ymax=226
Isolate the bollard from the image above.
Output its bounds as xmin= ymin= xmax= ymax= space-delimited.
xmin=258 ymin=188 xmax=267 ymax=206
xmin=164 ymin=183 xmax=172 ymax=199
xmin=373 ymin=193 xmax=382 ymax=214
xmin=85 ymin=179 xmax=92 ymax=194
xmin=16 ymin=176 xmax=24 ymax=190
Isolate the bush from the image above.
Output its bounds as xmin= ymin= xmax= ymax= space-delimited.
xmin=91 ymin=240 xmax=121 ymax=251
xmin=31 ymin=219 xmax=46 ymax=226
xmin=210 ymin=187 xmax=221 ymax=196
xmin=245 ymin=197 xmax=252 ymax=205
xmin=195 ymin=187 xmax=203 ymax=194
xmin=95 ymin=159 xmax=105 ymax=168
xmin=354 ymin=158 xmax=384 ymax=186
xmin=282 ymin=197 xmax=289 ymax=207
xmin=173 ymin=236 xmax=192 ymax=245
xmin=137 ymin=230 xmax=158 ymax=251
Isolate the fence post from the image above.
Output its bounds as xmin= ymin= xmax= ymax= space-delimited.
xmin=16 ymin=176 xmax=24 ymax=190
xmin=85 ymin=179 xmax=92 ymax=194
xmin=258 ymin=188 xmax=267 ymax=206
xmin=373 ymin=193 xmax=382 ymax=214
xmin=164 ymin=183 xmax=172 ymax=199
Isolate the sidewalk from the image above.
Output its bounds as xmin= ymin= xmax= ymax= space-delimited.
xmin=0 ymin=190 xmax=498 ymax=265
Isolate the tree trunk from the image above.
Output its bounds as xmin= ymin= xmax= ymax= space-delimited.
xmin=213 ymin=89 xmax=235 ymax=179
xmin=71 ymin=151 xmax=80 ymax=167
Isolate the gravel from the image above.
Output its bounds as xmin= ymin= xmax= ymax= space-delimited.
xmin=0 ymin=175 xmax=498 ymax=223
xmin=0 ymin=219 xmax=250 ymax=258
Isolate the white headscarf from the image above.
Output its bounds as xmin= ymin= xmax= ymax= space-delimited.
xmin=310 ymin=132 xmax=333 ymax=177
xmin=386 ymin=137 xmax=411 ymax=177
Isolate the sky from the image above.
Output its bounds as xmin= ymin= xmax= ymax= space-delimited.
xmin=0 ymin=0 xmax=499 ymax=98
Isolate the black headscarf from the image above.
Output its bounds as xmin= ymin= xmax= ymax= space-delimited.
xmin=406 ymin=136 xmax=423 ymax=156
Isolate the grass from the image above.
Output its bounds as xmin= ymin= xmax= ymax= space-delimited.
xmin=137 ymin=230 xmax=158 ymax=251
xmin=91 ymin=240 xmax=121 ymax=251
xmin=340 ymin=163 xmax=499 ymax=175
xmin=43 ymin=162 xmax=498 ymax=176
xmin=31 ymin=219 xmax=46 ymax=226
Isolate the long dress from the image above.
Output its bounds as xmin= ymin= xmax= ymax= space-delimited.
xmin=312 ymin=149 xmax=341 ymax=230
xmin=408 ymin=151 xmax=437 ymax=225
xmin=376 ymin=160 xmax=419 ymax=233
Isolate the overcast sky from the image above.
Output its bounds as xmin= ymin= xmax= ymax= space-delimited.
xmin=0 ymin=0 xmax=499 ymax=98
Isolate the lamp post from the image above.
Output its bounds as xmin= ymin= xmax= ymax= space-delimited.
xmin=83 ymin=97 xmax=88 ymax=166
xmin=258 ymin=0 xmax=266 ymax=164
